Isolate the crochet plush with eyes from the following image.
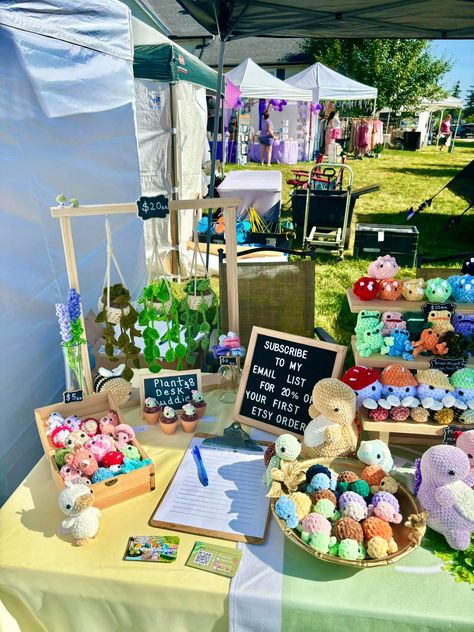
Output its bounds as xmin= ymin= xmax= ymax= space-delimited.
xmin=341 ymin=365 xmax=382 ymax=407
xmin=412 ymin=329 xmax=448 ymax=358
xmin=357 ymin=440 xmax=394 ymax=473
xmin=449 ymin=368 xmax=474 ymax=405
xmin=402 ymin=278 xmax=425 ymax=302
xmin=368 ymin=255 xmax=399 ymax=280
xmin=64 ymin=430 xmax=89 ymax=451
xmin=387 ymin=329 xmax=414 ymax=362
xmin=415 ymin=444 xmax=474 ymax=550
xmin=425 ymin=278 xmax=452 ymax=303
xmin=378 ymin=279 xmax=403 ymax=301
xmin=451 ymin=274 xmax=474 ymax=303
xmin=354 ymin=310 xmax=381 ymax=334
xmin=58 ymin=482 xmax=101 ymax=546
xmin=428 ymin=309 xmax=454 ymax=338
xmin=452 ymin=312 xmax=474 ymax=338
xmin=353 ymin=277 xmax=379 ymax=301
xmin=355 ymin=322 xmax=392 ymax=357
xmin=381 ymin=312 xmax=406 ymax=336
xmin=302 ymin=379 xmax=358 ymax=460
xmin=380 ymin=364 xmax=418 ymax=399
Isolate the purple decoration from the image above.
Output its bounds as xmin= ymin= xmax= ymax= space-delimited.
xmin=67 ymin=288 xmax=81 ymax=323
xmin=280 ymin=100 xmax=287 ymax=106
xmin=56 ymin=303 xmax=72 ymax=343
xmin=269 ymin=99 xmax=278 ymax=106
xmin=315 ymin=103 xmax=322 ymax=111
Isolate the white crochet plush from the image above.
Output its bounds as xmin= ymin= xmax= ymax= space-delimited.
xmin=58 ymin=482 xmax=101 ymax=545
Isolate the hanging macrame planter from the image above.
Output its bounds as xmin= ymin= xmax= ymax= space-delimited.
xmin=181 ymin=212 xmax=220 ymax=357
xmin=95 ymin=218 xmax=141 ymax=382
xmin=138 ymin=219 xmax=188 ymax=372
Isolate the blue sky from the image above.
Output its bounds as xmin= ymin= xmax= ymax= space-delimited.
xmin=432 ymin=40 xmax=474 ymax=98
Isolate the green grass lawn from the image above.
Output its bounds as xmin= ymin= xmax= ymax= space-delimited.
xmin=225 ymin=142 xmax=474 ymax=362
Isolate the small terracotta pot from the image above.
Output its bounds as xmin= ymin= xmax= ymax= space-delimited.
xmin=143 ymin=410 xmax=160 ymax=425
xmin=180 ymin=416 xmax=199 ymax=433
xmin=194 ymin=404 xmax=207 ymax=419
xmin=160 ymin=419 xmax=178 ymax=435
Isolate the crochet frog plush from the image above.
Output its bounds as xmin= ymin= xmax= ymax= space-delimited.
xmin=368 ymin=255 xmax=399 ymax=280
xmin=355 ymin=310 xmax=381 ymax=334
xmin=381 ymin=312 xmax=406 ymax=336
xmin=356 ymin=322 xmax=392 ymax=357
xmin=58 ymin=482 xmax=101 ymax=546
xmin=427 ymin=309 xmax=453 ymax=338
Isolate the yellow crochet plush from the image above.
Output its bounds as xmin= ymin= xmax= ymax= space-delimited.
xmin=289 ymin=491 xmax=312 ymax=521
xmin=302 ymin=379 xmax=358 ymax=460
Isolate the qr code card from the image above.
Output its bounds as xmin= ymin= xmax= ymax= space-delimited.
xmin=186 ymin=541 xmax=242 ymax=578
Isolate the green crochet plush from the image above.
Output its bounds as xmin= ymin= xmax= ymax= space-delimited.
xmin=308 ymin=532 xmax=337 ymax=554
xmin=338 ymin=539 xmax=366 ymax=560
xmin=355 ymin=310 xmax=381 ymax=334
xmin=350 ymin=479 xmax=371 ymax=499
xmin=314 ymin=498 xmax=340 ymax=522
xmin=54 ymin=448 xmax=72 ymax=468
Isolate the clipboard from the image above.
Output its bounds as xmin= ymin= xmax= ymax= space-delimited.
xmin=149 ymin=423 xmax=272 ymax=543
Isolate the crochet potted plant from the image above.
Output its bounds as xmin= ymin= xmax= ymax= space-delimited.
xmin=95 ymin=283 xmax=141 ymax=382
xmin=181 ymin=279 xmax=219 ymax=362
xmin=138 ymin=279 xmax=188 ymax=373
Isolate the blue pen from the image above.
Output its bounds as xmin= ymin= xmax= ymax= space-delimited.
xmin=192 ymin=445 xmax=209 ymax=487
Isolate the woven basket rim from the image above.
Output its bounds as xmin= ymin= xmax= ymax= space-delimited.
xmin=270 ymin=457 xmax=426 ymax=568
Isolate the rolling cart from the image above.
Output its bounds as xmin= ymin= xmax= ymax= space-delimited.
xmin=301 ymin=163 xmax=353 ymax=258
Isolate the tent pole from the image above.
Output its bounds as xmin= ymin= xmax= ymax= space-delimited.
xmin=449 ymin=108 xmax=462 ymax=154
xmin=169 ymin=83 xmax=179 ymax=276
xmin=206 ymin=38 xmax=225 ymax=270
xmin=221 ymin=86 xmax=226 ymax=177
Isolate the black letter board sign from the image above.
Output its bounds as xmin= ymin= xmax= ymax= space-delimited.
xmin=234 ymin=327 xmax=346 ymax=437
xmin=139 ymin=370 xmax=202 ymax=412
xmin=136 ymin=195 xmax=169 ymax=220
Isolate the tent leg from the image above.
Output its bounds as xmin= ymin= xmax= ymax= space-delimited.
xmin=206 ymin=38 xmax=225 ymax=270
xmin=436 ymin=110 xmax=443 ymax=147
xmin=449 ymin=108 xmax=462 ymax=154
xmin=169 ymin=83 xmax=179 ymax=276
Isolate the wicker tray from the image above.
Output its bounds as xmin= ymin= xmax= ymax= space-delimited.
xmin=271 ymin=457 xmax=426 ymax=568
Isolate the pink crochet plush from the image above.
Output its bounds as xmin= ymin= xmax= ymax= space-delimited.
xmin=456 ymin=430 xmax=474 ymax=487
xmin=415 ymin=445 xmax=474 ymax=550
xmin=99 ymin=410 xmax=119 ymax=435
xmin=368 ymin=255 xmax=399 ymax=280
xmin=370 ymin=501 xmax=402 ymax=524
xmin=113 ymin=424 xmax=135 ymax=449
xmin=85 ymin=434 xmax=115 ymax=464
xmin=301 ymin=513 xmax=332 ymax=536
xmin=64 ymin=448 xmax=98 ymax=478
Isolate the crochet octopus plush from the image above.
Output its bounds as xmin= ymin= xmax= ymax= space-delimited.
xmin=341 ymin=365 xmax=382 ymax=407
xmin=449 ymin=368 xmax=474 ymax=406
xmin=415 ymin=444 xmax=474 ymax=550
xmin=412 ymin=328 xmax=448 ymax=357
xmin=368 ymin=255 xmax=399 ymax=280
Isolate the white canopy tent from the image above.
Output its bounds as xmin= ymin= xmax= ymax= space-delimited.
xmin=420 ymin=96 xmax=464 ymax=111
xmin=131 ymin=17 xmax=211 ymax=276
xmin=226 ymin=58 xmax=312 ymax=101
xmin=286 ymin=62 xmax=377 ymax=104
xmin=0 ymin=0 xmax=143 ymax=503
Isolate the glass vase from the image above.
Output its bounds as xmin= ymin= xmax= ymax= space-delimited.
xmin=62 ymin=342 xmax=84 ymax=393
xmin=218 ymin=363 xmax=242 ymax=403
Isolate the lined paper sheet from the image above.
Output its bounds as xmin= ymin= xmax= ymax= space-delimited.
xmin=152 ymin=437 xmax=270 ymax=540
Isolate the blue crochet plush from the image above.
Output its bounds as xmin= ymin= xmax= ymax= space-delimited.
xmin=387 ymin=328 xmax=414 ymax=362
xmin=451 ymin=274 xmax=474 ymax=303
xmin=275 ymin=496 xmax=299 ymax=528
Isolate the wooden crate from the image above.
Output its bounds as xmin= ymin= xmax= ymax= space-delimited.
xmin=35 ymin=392 xmax=155 ymax=509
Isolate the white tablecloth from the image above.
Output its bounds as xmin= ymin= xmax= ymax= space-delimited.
xmin=217 ymin=170 xmax=282 ymax=222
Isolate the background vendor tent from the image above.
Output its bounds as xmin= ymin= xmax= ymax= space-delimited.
xmin=0 ymin=0 xmax=143 ymax=504
xmin=132 ymin=17 xmax=217 ymax=276
xmin=286 ymin=62 xmax=377 ymax=104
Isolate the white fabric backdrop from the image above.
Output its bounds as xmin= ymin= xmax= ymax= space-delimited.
xmin=0 ymin=0 xmax=143 ymax=505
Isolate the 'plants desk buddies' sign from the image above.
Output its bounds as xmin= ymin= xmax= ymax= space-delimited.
xmin=234 ymin=327 xmax=346 ymax=436
xmin=140 ymin=370 xmax=202 ymax=411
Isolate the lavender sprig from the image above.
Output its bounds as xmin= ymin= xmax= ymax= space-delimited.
xmin=67 ymin=288 xmax=81 ymax=322
xmin=56 ymin=303 xmax=72 ymax=343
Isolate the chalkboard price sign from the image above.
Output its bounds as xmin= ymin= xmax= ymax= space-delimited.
xmin=63 ymin=389 xmax=84 ymax=404
xmin=430 ymin=357 xmax=467 ymax=375
xmin=234 ymin=327 xmax=346 ymax=436
xmin=136 ymin=195 xmax=169 ymax=220
xmin=442 ymin=424 xmax=472 ymax=446
xmin=139 ymin=370 xmax=202 ymax=411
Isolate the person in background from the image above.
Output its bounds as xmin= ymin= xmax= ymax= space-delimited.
xmin=260 ymin=106 xmax=274 ymax=166
xmin=439 ymin=114 xmax=452 ymax=151
xmin=324 ymin=110 xmax=341 ymax=155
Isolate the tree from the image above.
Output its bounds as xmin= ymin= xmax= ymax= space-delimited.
xmin=452 ymin=80 xmax=461 ymax=98
xmin=464 ymin=85 xmax=474 ymax=117
xmin=302 ymin=39 xmax=451 ymax=112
